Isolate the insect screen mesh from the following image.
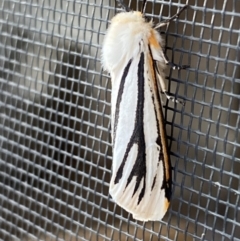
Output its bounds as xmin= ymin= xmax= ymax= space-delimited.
xmin=0 ymin=0 xmax=239 ymax=240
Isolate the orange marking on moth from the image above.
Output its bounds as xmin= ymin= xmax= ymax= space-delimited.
xmin=148 ymin=30 xmax=161 ymax=49
xmin=147 ymin=54 xmax=155 ymax=80
xmin=164 ymin=199 xmax=170 ymax=213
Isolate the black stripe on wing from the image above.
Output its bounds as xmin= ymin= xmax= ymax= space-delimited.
xmin=114 ymin=52 xmax=146 ymax=205
xmin=149 ymin=47 xmax=172 ymax=201
xmin=112 ymin=59 xmax=132 ymax=147
xmin=145 ymin=46 xmax=171 ymax=201
xmin=114 ymin=48 xmax=171 ymax=205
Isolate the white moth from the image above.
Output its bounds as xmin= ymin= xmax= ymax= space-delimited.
xmin=102 ymin=0 xmax=188 ymax=221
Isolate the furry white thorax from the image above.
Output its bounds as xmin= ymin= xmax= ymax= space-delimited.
xmin=102 ymin=11 xmax=165 ymax=75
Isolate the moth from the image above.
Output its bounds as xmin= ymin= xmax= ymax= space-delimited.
xmin=102 ymin=0 xmax=189 ymax=221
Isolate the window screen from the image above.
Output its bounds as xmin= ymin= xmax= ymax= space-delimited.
xmin=0 ymin=0 xmax=239 ymax=240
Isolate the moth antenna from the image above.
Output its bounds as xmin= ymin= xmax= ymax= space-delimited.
xmin=141 ymin=0 xmax=147 ymax=13
xmin=117 ymin=0 xmax=131 ymax=12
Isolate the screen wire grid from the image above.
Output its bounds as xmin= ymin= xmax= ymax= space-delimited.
xmin=0 ymin=0 xmax=239 ymax=240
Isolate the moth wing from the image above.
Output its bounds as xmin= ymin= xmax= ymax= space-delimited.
xmin=110 ymin=47 xmax=171 ymax=221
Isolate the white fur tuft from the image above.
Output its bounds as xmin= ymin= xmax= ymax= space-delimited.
xmin=102 ymin=11 xmax=164 ymax=75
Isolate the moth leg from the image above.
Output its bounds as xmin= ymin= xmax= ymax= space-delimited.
xmin=167 ymin=62 xmax=190 ymax=70
xmin=117 ymin=0 xmax=131 ymax=12
xmin=160 ymin=50 xmax=190 ymax=70
xmin=155 ymin=63 xmax=185 ymax=106
xmin=155 ymin=5 xmax=188 ymax=29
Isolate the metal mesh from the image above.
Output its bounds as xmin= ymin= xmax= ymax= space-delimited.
xmin=0 ymin=0 xmax=239 ymax=240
